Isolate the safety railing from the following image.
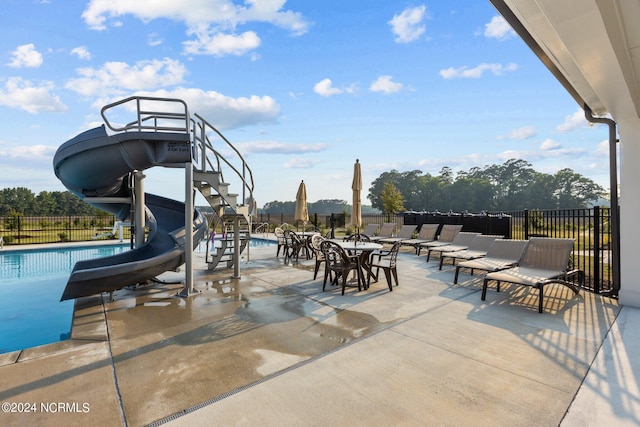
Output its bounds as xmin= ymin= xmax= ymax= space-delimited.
xmin=100 ymin=96 xmax=190 ymax=133
xmin=99 ymin=95 xmax=255 ymax=218
xmin=191 ymin=113 xmax=255 ymax=217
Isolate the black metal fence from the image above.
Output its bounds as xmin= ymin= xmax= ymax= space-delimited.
xmin=0 ymin=214 xmax=124 ymax=246
xmin=2 ymin=208 xmax=613 ymax=294
xmin=256 ymin=207 xmax=614 ymax=294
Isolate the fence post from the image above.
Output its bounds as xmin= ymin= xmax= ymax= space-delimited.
xmin=523 ymin=209 xmax=529 ymax=239
xmin=593 ymin=206 xmax=601 ymax=293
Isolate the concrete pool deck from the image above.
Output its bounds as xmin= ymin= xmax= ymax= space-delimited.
xmin=0 ymin=234 xmax=637 ymax=426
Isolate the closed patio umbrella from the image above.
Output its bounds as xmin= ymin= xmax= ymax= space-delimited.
xmin=295 ymin=180 xmax=309 ymax=229
xmin=351 ymin=159 xmax=362 ymax=232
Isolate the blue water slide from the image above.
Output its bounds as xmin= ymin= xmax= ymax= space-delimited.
xmin=53 ymin=125 xmax=207 ymax=301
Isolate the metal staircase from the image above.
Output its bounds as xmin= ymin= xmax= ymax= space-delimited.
xmin=101 ymin=96 xmax=255 ymax=273
xmin=191 ymin=112 xmax=254 ymax=270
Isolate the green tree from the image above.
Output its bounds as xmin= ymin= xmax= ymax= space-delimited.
xmin=0 ymin=187 xmax=35 ymax=216
xmin=380 ymin=182 xmax=405 ymax=220
xmin=552 ymin=168 xmax=605 ymax=208
xmin=448 ymin=176 xmax=495 ymax=212
xmin=368 ymin=170 xmax=404 ymax=211
xmin=309 ymin=199 xmax=349 ymax=214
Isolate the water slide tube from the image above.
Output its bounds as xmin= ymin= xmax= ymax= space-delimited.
xmin=53 ymin=125 xmax=207 ymax=301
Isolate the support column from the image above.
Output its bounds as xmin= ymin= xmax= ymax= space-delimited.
xmin=232 ymin=215 xmax=241 ymax=279
xmin=134 ymin=171 xmax=145 ymax=248
xmin=618 ymin=118 xmax=640 ymax=307
xmin=179 ymin=161 xmax=196 ymax=297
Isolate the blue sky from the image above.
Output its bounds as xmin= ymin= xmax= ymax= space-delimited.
xmin=0 ymin=1 xmax=611 ymax=209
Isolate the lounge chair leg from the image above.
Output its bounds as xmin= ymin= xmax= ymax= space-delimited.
xmin=426 ymin=250 xmax=431 ymax=262
xmin=439 ymin=256 xmax=444 ymax=270
xmin=482 ymin=278 xmax=489 ymax=300
xmin=454 ymin=266 xmax=460 ymax=284
xmin=538 ymin=285 xmax=544 ymax=313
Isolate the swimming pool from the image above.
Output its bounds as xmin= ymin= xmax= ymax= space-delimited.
xmin=0 ymin=244 xmax=130 ymax=354
xmin=0 ymin=238 xmax=276 ymax=354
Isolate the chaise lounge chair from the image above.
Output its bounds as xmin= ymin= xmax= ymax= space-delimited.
xmin=369 ymin=222 xmax=397 ymax=242
xmin=400 ymin=223 xmax=440 ymax=254
xmin=438 ymin=234 xmax=504 ymax=270
xmin=350 ymin=223 xmax=378 ymax=239
xmin=424 ymin=232 xmax=479 ymax=262
xmin=481 ymin=237 xmax=583 ymax=313
xmin=418 ymin=224 xmax=463 ymax=256
xmin=454 ymin=239 xmax=528 ymax=284
xmin=377 ymin=224 xmax=417 ymax=245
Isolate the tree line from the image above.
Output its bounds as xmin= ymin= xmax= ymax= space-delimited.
xmin=260 ymin=199 xmax=379 ymax=215
xmin=368 ymin=159 xmax=607 ymax=213
xmin=0 ymin=187 xmax=108 ymax=217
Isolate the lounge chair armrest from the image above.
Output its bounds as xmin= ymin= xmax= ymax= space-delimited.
xmin=564 ymin=269 xmax=585 ymax=287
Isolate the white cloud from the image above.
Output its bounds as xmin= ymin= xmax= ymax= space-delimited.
xmin=133 ymin=87 xmax=280 ymax=130
xmin=183 ymin=31 xmax=261 ymax=56
xmin=8 ymin=44 xmax=43 ymax=68
xmin=70 ymin=46 xmax=91 ymax=60
xmin=556 ymin=108 xmax=587 ymax=132
xmin=284 ymin=157 xmax=322 ymax=168
xmin=81 ymin=0 xmax=310 ymax=59
xmin=595 ymin=140 xmax=609 ymax=157
xmin=369 ymin=75 xmax=404 ymax=94
xmin=236 ymin=140 xmax=327 ymax=155
xmin=147 ymin=33 xmax=163 ymax=47
xmin=0 ymin=77 xmax=67 ymax=113
xmin=540 ymin=139 xmax=561 ymax=151
xmin=484 ymin=16 xmax=516 ymax=41
xmin=439 ymin=62 xmax=518 ymax=79
xmin=389 ymin=5 xmax=427 ymax=43
xmin=499 ymin=125 xmax=536 ymax=140
xmin=0 ymin=142 xmax=57 ymax=171
xmin=314 ymin=78 xmax=343 ymax=97
xmin=65 ymin=58 xmax=188 ymax=96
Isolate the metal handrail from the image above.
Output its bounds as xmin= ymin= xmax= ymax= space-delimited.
xmin=101 ymin=96 xmax=189 ymax=133
xmin=100 ymin=95 xmax=254 ymax=219
xmin=191 ymin=113 xmax=255 ymax=217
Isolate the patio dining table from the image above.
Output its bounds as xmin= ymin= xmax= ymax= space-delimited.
xmin=331 ymin=240 xmax=383 ymax=289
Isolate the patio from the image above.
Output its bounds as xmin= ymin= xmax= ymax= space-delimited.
xmin=0 ymin=236 xmax=634 ymax=426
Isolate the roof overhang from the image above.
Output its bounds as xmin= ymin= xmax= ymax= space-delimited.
xmin=490 ymin=0 xmax=640 ymax=121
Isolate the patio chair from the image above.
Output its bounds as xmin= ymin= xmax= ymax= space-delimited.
xmin=400 ymin=223 xmax=439 ymax=254
xmin=369 ymin=222 xmax=397 ymax=242
xmin=283 ymin=230 xmax=306 ymax=261
xmin=367 ymin=241 xmax=402 ymax=291
xmin=417 ymin=224 xmax=463 ymax=255
xmin=438 ymin=234 xmax=504 ymax=270
xmin=454 ymin=239 xmax=528 ymax=284
xmin=274 ymin=227 xmax=286 ymax=257
xmin=320 ymin=240 xmax=362 ymax=295
xmin=343 ymin=233 xmax=371 ymax=243
xmin=481 ymin=237 xmax=583 ymax=313
xmin=377 ymin=224 xmax=417 ymax=245
xmin=424 ymin=232 xmax=479 ymax=262
xmin=310 ymin=234 xmax=327 ymax=281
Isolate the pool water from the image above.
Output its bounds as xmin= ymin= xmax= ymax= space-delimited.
xmin=0 ymin=245 xmax=129 ymax=354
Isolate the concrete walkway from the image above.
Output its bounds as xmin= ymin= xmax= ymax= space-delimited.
xmin=0 ymin=236 xmax=635 ymax=426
